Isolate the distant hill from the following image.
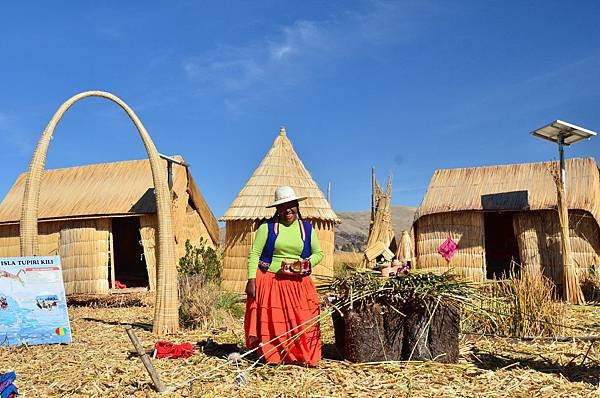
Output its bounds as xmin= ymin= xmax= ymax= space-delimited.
xmin=218 ymin=205 xmax=417 ymax=251
xmin=334 ymin=205 xmax=416 ymax=251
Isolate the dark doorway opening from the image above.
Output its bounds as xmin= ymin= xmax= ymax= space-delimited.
xmin=112 ymin=217 xmax=148 ymax=288
xmin=484 ymin=212 xmax=521 ymax=279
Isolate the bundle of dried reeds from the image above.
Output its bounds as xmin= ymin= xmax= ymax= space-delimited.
xmin=363 ymin=176 xmax=395 ymax=267
xmin=321 ymin=269 xmax=478 ymax=309
xmin=551 ymin=164 xmax=585 ymax=304
xmin=463 ymin=265 xmax=567 ymax=338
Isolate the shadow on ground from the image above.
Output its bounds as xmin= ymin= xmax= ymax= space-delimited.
xmin=81 ymin=317 xmax=153 ymax=331
xmin=322 ymin=343 xmax=344 ymax=360
xmin=197 ymin=339 xmax=245 ymax=360
xmin=470 ymin=346 xmax=600 ymax=386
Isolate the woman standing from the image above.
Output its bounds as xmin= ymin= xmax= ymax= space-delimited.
xmin=244 ymin=186 xmax=324 ymax=365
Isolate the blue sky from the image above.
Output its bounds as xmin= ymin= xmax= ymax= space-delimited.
xmin=1 ymin=1 xmax=599 ymax=219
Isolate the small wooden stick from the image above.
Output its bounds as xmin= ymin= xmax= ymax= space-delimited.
xmin=125 ymin=325 xmax=166 ymax=393
xmin=580 ymin=341 xmax=595 ymax=366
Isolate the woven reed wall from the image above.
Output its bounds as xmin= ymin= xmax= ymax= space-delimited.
xmin=0 ymin=215 xmax=168 ymax=294
xmin=186 ymin=173 xmax=220 ymax=244
xmin=514 ymin=210 xmax=600 ymax=286
xmin=2 ymin=216 xmax=155 ymax=294
xmin=222 ymin=220 xmax=257 ymax=293
xmin=0 ymin=224 xmax=19 ymax=257
xmin=169 ymin=164 xmax=217 ymax=261
xmin=0 ymin=190 xmax=214 ymax=296
xmin=414 ymin=212 xmax=485 ymax=282
xmin=139 ymin=214 xmax=157 ymax=291
xmin=570 ymin=210 xmax=600 ymax=276
xmin=513 ymin=211 xmax=561 ymax=284
xmin=0 ymin=224 xmax=61 ymax=257
xmin=38 ymin=222 xmax=60 ymax=256
xmin=59 ymin=219 xmax=110 ymax=295
xmin=172 ymin=197 xmax=215 ymax=260
xmin=308 ymin=219 xmax=334 ymax=280
xmin=183 ymin=205 xmax=212 ymax=248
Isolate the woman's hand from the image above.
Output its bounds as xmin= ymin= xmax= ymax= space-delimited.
xmin=245 ymin=278 xmax=256 ymax=299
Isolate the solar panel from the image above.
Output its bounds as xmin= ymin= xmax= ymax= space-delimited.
xmin=530 ymin=120 xmax=597 ymax=146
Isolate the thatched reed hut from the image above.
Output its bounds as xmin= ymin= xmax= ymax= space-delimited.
xmin=220 ymin=128 xmax=340 ymax=292
xmin=413 ymin=158 xmax=600 ymax=288
xmin=0 ymin=157 xmax=219 ymax=295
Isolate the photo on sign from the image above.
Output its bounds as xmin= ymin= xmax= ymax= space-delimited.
xmin=0 ymin=256 xmax=72 ymax=346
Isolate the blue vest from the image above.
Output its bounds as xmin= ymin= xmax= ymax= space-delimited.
xmin=258 ymin=218 xmax=312 ymax=271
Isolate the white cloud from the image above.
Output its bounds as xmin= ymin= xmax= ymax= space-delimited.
xmin=182 ymin=1 xmax=435 ymax=108
xmin=270 ymin=44 xmax=293 ymax=61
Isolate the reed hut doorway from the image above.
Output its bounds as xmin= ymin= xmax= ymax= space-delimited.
xmin=111 ymin=217 xmax=148 ymax=289
xmin=484 ymin=212 xmax=521 ymax=279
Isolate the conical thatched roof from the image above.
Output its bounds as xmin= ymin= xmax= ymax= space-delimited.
xmin=221 ymin=128 xmax=339 ymax=222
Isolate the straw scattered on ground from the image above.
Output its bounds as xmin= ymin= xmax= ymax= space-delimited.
xmin=1 ymin=299 xmax=600 ymax=397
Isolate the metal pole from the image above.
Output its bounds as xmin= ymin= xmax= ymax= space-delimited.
xmin=167 ymin=162 xmax=173 ymax=191
xmin=558 ymin=133 xmax=566 ymax=194
xmin=371 ymin=167 xmax=376 ymax=222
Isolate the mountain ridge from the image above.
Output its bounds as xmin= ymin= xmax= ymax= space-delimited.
xmin=334 ymin=205 xmax=416 ymax=251
xmin=218 ymin=205 xmax=416 ymax=251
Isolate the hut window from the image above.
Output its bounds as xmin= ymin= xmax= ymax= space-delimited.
xmin=111 ymin=217 xmax=149 ymax=288
xmin=484 ymin=212 xmax=521 ymax=279
xmin=186 ymin=198 xmax=196 ymax=214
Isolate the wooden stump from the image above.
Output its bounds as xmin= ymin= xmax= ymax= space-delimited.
xmin=402 ymin=304 xmax=459 ymax=363
xmin=333 ymin=302 xmax=459 ymax=363
xmin=333 ymin=304 xmax=392 ymax=362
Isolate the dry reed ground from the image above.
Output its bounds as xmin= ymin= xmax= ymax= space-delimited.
xmin=1 ymin=299 xmax=599 ymax=397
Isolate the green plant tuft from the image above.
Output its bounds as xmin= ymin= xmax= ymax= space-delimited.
xmin=178 ymin=238 xmax=222 ymax=285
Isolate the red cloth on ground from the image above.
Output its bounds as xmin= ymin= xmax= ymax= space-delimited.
xmin=154 ymin=341 xmax=194 ymax=359
xmin=113 ymin=280 xmax=127 ymax=289
xmin=244 ymin=270 xmax=321 ymax=366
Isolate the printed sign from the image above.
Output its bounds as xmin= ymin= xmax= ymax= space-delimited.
xmin=0 ymin=256 xmax=72 ymax=346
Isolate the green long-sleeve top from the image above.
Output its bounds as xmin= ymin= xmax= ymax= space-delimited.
xmin=247 ymin=220 xmax=324 ymax=279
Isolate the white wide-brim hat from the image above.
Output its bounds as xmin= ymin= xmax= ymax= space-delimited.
xmin=266 ymin=186 xmax=307 ymax=208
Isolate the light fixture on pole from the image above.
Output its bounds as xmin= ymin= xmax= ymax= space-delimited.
xmin=530 ymin=120 xmax=597 ymax=304
xmin=530 ymin=120 xmax=597 ymax=193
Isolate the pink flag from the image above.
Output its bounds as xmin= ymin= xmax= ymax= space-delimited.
xmin=438 ymin=237 xmax=458 ymax=262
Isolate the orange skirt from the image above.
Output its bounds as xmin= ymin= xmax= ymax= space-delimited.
xmin=244 ymin=270 xmax=321 ymax=365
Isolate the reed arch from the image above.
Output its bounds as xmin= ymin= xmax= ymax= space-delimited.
xmin=19 ymin=90 xmax=178 ymax=335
